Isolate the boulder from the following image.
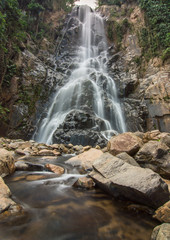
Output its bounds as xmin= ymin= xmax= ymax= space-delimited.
xmin=0 ymin=149 xmax=15 ymax=177
xmin=135 ymin=141 xmax=170 ymax=178
xmin=45 ymin=164 xmax=64 ymax=175
xmin=143 ymin=131 xmax=170 ymax=146
xmin=116 ymin=152 xmax=140 ymax=167
xmin=37 ymin=149 xmax=55 ymax=156
xmin=154 ymin=201 xmax=170 ymax=223
xmin=107 ymin=132 xmax=143 ymax=156
xmin=0 ymin=177 xmax=22 ymax=215
xmin=66 ymin=148 xmax=103 ymax=170
xmin=151 ymin=223 xmax=170 ymax=240
xmin=90 ymin=153 xmax=169 ymax=209
xmin=15 ymin=161 xmax=44 ymax=171
xmin=73 ymin=177 xmax=95 ymax=189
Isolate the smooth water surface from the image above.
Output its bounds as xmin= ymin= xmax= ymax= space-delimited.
xmin=0 ymin=156 xmax=158 ymax=240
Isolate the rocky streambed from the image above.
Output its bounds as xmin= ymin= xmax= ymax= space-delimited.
xmin=0 ymin=130 xmax=170 ymax=240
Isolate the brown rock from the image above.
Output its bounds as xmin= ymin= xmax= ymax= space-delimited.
xmin=0 ymin=149 xmax=15 ymax=177
xmin=107 ymin=132 xmax=143 ymax=156
xmin=45 ymin=164 xmax=64 ymax=175
xmin=154 ymin=201 xmax=170 ymax=223
xmin=83 ymin=146 xmax=91 ymax=151
xmin=0 ymin=177 xmax=22 ymax=215
xmin=38 ymin=149 xmax=55 ymax=156
xmin=66 ymin=148 xmax=103 ymax=170
xmin=0 ymin=177 xmax=11 ymax=198
xmin=15 ymin=149 xmax=27 ymax=155
xmin=135 ymin=141 xmax=170 ymax=178
xmin=73 ymin=177 xmax=95 ymax=189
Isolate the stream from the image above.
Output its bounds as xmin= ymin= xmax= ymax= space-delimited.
xmin=0 ymin=155 xmax=158 ymax=240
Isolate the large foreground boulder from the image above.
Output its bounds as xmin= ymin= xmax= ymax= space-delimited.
xmin=135 ymin=141 xmax=170 ymax=179
xmin=66 ymin=148 xmax=103 ymax=170
xmin=107 ymin=132 xmax=143 ymax=156
xmin=151 ymin=223 xmax=170 ymax=240
xmin=0 ymin=149 xmax=15 ymax=177
xmin=90 ymin=153 xmax=169 ymax=209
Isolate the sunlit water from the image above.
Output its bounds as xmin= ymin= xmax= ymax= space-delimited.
xmin=0 ymin=156 xmax=158 ymax=240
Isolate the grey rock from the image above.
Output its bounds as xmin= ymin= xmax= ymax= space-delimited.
xmin=135 ymin=141 xmax=170 ymax=179
xmin=116 ymin=152 xmax=140 ymax=167
xmin=151 ymin=223 xmax=170 ymax=240
xmin=15 ymin=161 xmax=44 ymax=171
xmin=90 ymin=153 xmax=169 ymax=208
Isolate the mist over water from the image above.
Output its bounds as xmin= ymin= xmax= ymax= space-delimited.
xmin=34 ymin=5 xmax=126 ymax=144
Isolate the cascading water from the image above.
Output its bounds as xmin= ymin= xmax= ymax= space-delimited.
xmin=33 ymin=5 xmax=126 ymax=146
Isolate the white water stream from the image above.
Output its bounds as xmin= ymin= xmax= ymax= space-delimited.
xmin=34 ymin=5 xmax=126 ymax=144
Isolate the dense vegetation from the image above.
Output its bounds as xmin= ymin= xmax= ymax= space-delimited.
xmin=100 ymin=0 xmax=170 ymax=61
xmin=0 ymin=0 xmax=75 ymax=88
xmin=0 ymin=0 xmax=75 ymax=123
xmin=138 ymin=0 xmax=170 ymax=61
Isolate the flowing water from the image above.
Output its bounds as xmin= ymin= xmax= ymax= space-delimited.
xmin=34 ymin=5 xmax=126 ymax=145
xmin=0 ymin=156 xmax=158 ymax=240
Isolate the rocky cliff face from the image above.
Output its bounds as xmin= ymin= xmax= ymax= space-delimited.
xmin=0 ymin=10 xmax=67 ymax=139
xmin=100 ymin=2 xmax=170 ymax=133
xmin=0 ymin=2 xmax=169 ymax=142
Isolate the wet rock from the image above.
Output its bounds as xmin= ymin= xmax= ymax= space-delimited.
xmin=66 ymin=148 xmax=103 ymax=170
xmin=45 ymin=164 xmax=64 ymax=175
xmin=73 ymin=177 xmax=95 ymax=189
xmin=0 ymin=149 xmax=15 ymax=177
xmin=0 ymin=177 xmax=22 ymax=215
xmin=83 ymin=146 xmax=92 ymax=151
xmin=26 ymin=174 xmax=47 ymax=181
xmin=127 ymin=204 xmax=154 ymax=215
xmin=90 ymin=153 xmax=169 ymax=209
xmin=107 ymin=132 xmax=143 ymax=156
xmin=151 ymin=223 xmax=170 ymax=240
xmin=154 ymin=201 xmax=170 ymax=223
xmin=15 ymin=149 xmax=27 ymax=156
xmin=37 ymin=149 xmax=55 ymax=156
xmin=135 ymin=141 xmax=170 ymax=179
xmin=116 ymin=152 xmax=140 ymax=167
xmin=15 ymin=161 xmax=44 ymax=171
xmin=52 ymin=110 xmax=108 ymax=148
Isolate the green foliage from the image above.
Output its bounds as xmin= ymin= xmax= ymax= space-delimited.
xmin=0 ymin=103 xmax=9 ymax=121
xmin=99 ymin=0 xmax=125 ymax=7
xmin=107 ymin=18 xmax=131 ymax=49
xmin=28 ymin=0 xmax=44 ymax=18
xmin=137 ymin=0 xmax=170 ymax=60
xmin=2 ymin=62 xmax=17 ymax=87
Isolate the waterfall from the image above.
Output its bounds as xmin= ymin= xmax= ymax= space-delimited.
xmin=33 ymin=5 xmax=126 ymax=146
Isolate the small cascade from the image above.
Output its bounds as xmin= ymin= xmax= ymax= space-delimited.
xmin=33 ymin=5 xmax=126 ymax=146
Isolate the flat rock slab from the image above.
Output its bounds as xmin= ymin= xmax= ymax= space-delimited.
xmin=107 ymin=132 xmax=143 ymax=156
xmin=90 ymin=153 xmax=169 ymax=209
xmin=66 ymin=148 xmax=103 ymax=170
